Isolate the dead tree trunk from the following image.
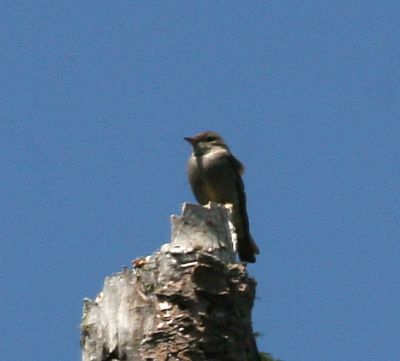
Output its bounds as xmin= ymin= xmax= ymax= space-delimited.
xmin=80 ymin=203 xmax=260 ymax=361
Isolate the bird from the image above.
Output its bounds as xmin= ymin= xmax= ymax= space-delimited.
xmin=184 ymin=130 xmax=259 ymax=263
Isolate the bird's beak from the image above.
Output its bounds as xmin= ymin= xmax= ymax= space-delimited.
xmin=184 ymin=136 xmax=197 ymax=145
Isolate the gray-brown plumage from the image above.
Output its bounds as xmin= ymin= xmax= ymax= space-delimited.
xmin=184 ymin=131 xmax=259 ymax=263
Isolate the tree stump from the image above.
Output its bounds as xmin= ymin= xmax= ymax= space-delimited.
xmin=80 ymin=203 xmax=260 ymax=361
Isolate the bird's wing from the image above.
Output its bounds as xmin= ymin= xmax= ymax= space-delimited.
xmin=230 ymin=156 xmax=245 ymax=175
xmin=227 ymin=155 xmax=260 ymax=259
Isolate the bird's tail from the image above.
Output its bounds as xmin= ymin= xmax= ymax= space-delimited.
xmin=237 ymin=235 xmax=259 ymax=263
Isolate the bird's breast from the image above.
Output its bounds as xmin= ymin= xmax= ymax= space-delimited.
xmin=187 ymin=150 xmax=238 ymax=205
xmin=189 ymin=150 xmax=229 ymax=176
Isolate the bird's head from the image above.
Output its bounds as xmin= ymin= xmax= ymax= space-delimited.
xmin=184 ymin=131 xmax=228 ymax=155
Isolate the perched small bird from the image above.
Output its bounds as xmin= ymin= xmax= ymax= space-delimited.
xmin=184 ymin=131 xmax=259 ymax=263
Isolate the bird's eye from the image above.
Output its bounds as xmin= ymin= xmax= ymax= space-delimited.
xmin=204 ymin=136 xmax=216 ymax=142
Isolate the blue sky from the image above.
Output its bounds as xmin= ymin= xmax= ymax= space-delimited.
xmin=1 ymin=2 xmax=399 ymax=361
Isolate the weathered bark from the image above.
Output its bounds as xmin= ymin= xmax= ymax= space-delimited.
xmin=81 ymin=203 xmax=260 ymax=361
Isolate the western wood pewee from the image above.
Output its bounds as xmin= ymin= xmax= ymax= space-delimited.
xmin=184 ymin=131 xmax=259 ymax=263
